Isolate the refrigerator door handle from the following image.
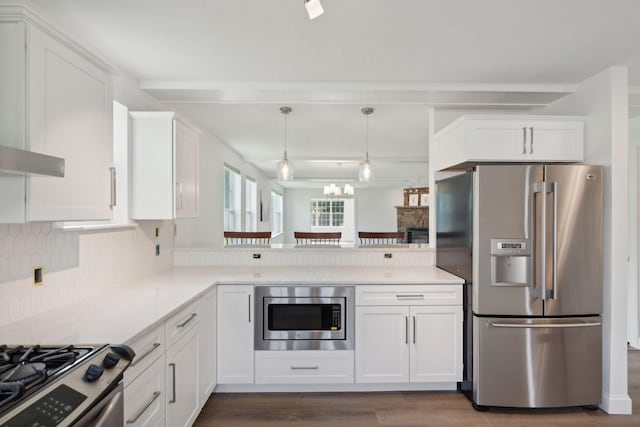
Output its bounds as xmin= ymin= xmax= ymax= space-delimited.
xmin=551 ymin=181 xmax=558 ymax=300
xmin=532 ymin=181 xmax=547 ymax=301
xmin=487 ymin=320 xmax=601 ymax=329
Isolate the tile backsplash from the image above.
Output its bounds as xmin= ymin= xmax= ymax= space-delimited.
xmin=0 ymin=221 xmax=174 ymax=326
xmin=0 ymin=223 xmax=79 ymax=283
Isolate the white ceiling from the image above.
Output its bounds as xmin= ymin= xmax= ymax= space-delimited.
xmin=22 ymin=0 xmax=640 ymax=186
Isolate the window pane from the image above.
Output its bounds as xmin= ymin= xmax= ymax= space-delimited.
xmin=224 ymin=166 xmax=241 ymax=231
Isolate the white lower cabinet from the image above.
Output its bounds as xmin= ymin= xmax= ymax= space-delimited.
xmin=124 ymin=288 xmax=216 ymax=427
xmin=199 ymin=289 xmax=217 ymax=403
xmin=217 ymin=285 xmax=254 ymax=384
xmin=410 ymin=306 xmax=463 ymax=382
xmin=124 ymin=355 xmax=165 ymax=427
xmin=166 ymin=325 xmax=200 ymax=427
xmin=255 ymin=351 xmax=354 ymax=384
xmin=355 ymin=304 xmax=463 ymax=384
xmin=355 ymin=306 xmax=409 ymax=383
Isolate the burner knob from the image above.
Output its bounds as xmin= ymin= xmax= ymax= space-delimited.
xmin=84 ymin=364 xmax=104 ymax=382
xmin=103 ymin=352 xmax=120 ymax=369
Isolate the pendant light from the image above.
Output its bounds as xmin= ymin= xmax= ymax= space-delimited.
xmin=277 ymin=106 xmax=293 ymax=181
xmin=359 ymin=107 xmax=374 ymax=182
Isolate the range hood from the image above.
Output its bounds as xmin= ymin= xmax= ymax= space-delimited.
xmin=0 ymin=145 xmax=65 ymax=177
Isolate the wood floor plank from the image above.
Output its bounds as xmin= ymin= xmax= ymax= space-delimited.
xmin=194 ymin=350 xmax=640 ymax=427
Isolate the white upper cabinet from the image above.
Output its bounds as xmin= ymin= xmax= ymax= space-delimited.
xmin=433 ymin=116 xmax=584 ymax=171
xmin=130 ymin=112 xmax=200 ymax=220
xmin=0 ymin=8 xmax=114 ymax=223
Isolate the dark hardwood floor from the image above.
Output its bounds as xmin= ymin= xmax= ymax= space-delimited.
xmin=194 ymin=350 xmax=640 ymax=426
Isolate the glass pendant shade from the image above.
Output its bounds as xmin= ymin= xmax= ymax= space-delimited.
xmin=358 ymin=157 xmax=373 ymax=182
xmin=277 ymin=154 xmax=293 ymax=181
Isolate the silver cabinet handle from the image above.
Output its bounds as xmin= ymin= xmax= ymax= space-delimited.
xmin=177 ymin=313 xmax=197 ymax=328
xmin=488 ymin=320 xmax=601 ymax=329
xmin=130 ymin=343 xmax=160 ymax=367
xmin=248 ymin=294 xmax=252 ymax=323
xmin=396 ymin=294 xmax=424 ymax=300
xmin=412 ymin=316 xmax=416 ymax=343
xmin=109 ymin=167 xmax=116 ymax=209
xmin=290 ymin=366 xmax=319 ymax=370
xmin=529 ymin=127 xmax=534 ymax=154
xmin=522 ymin=127 xmax=527 ymax=154
xmin=405 ymin=316 xmax=409 ymax=344
xmin=175 ymin=182 xmax=183 ymax=211
xmin=126 ymin=391 xmax=161 ymax=424
xmin=169 ymin=363 xmax=176 ymax=403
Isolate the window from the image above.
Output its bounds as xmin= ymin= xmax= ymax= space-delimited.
xmin=224 ymin=165 xmax=241 ymax=231
xmin=245 ymin=177 xmax=257 ymax=232
xmin=271 ymin=191 xmax=283 ymax=236
xmin=311 ymin=199 xmax=344 ymax=227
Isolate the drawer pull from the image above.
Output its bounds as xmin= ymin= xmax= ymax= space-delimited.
xmin=169 ymin=363 xmax=176 ymax=403
xmin=488 ymin=320 xmax=601 ymax=329
xmin=396 ymin=294 xmax=424 ymax=300
xmin=130 ymin=343 xmax=161 ymax=367
xmin=413 ymin=316 xmax=417 ymax=343
xmin=405 ymin=316 xmax=409 ymax=344
xmin=177 ymin=313 xmax=197 ymax=328
xmin=126 ymin=391 xmax=161 ymax=424
xmin=290 ymin=366 xmax=319 ymax=370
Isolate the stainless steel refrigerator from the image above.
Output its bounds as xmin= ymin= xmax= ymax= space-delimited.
xmin=436 ymin=164 xmax=603 ymax=409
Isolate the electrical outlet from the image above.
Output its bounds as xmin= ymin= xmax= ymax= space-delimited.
xmin=155 ymin=227 xmax=159 ymax=237
xmin=33 ymin=266 xmax=44 ymax=286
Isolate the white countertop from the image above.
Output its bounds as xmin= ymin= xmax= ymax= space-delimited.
xmin=0 ymin=266 xmax=463 ymax=346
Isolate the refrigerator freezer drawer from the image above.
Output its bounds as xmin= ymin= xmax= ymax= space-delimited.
xmin=473 ymin=315 xmax=601 ymax=408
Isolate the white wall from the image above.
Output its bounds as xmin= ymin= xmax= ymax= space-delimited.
xmin=355 ymin=187 xmax=404 ymax=232
xmin=174 ymin=132 xmax=283 ymax=248
xmin=537 ymin=67 xmax=630 ymax=414
xmin=283 ymin=187 xmax=403 ymax=244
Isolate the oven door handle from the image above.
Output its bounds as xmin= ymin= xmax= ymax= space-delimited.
xmin=87 ymin=384 xmax=124 ymax=427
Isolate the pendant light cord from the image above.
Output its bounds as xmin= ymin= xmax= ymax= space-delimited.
xmin=365 ymin=113 xmax=369 ymax=161
xmin=284 ymin=112 xmax=288 ymax=159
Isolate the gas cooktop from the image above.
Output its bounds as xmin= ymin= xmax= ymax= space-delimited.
xmin=0 ymin=344 xmax=134 ymax=426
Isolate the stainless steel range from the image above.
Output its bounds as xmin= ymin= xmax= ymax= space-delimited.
xmin=0 ymin=344 xmax=134 ymax=426
xmin=255 ymin=286 xmax=355 ymax=350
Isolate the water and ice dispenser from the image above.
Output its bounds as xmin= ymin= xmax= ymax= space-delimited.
xmin=490 ymin=239 xmax=530 ymax=286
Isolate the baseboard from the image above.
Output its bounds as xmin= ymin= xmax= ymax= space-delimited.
xmin=214 ymin=382 xmax=458 ymax=393
xmin=600 ymin=391 xmax=632 ymax=414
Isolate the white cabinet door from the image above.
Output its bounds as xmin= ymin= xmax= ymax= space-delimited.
xmin=199 ymin=289 xmax=216 ymax=403
xmin=355 ymin=306 xmax=410 ymax=383
xmin=130 ymin=112 xmax=175 ymax=220
xmin=166 ymin=324 xmax=200 ymax=427
xmin=27 ymin=24 xmax=113 ymax=221
xmin=217 ymin=285 xmax=254 ymax=384
xmin=130 ymin=113 xmax=200 ymax=220
xmin=409 ymin=305 xmax=463 ymax=383
xmin=525 ymin=120 xmax=583 ymax=161
xmin=466 ymin=119 xmax=529 ymax=161
xmin=174 ymin=120 xmax=199 ymax=219
xmin=124 ymin=354 xmax=165 ymax=427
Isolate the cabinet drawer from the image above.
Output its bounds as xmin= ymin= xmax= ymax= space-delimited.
xmin=166 ymin=299 xmax=201 ymax=348
xmin=124 ymin=354 xmax=165 ymax=427
xmin=356 ymin=285 xmax=462 ymax=306
xmin=255 ymin=351 xmax=354 ymax=384
xmin=124 ymin=323 xmax=165 ymax=385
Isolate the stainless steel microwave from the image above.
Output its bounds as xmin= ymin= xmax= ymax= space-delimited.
xmin=254 ymin=286 xmax=355 ymax=350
